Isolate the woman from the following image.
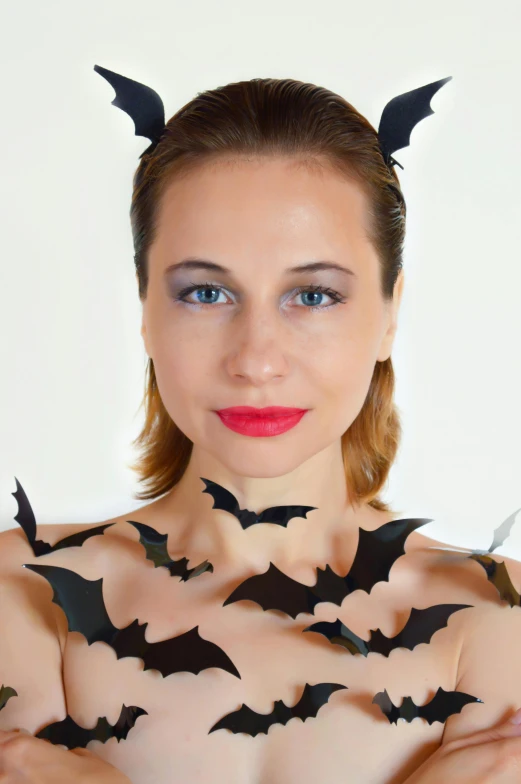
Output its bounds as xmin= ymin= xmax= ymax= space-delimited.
xmin=0 ymin=66 xmax=520 ymax=784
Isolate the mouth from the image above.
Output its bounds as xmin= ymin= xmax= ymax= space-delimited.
xmin=213 ymin=407 xmax=309 ymax=437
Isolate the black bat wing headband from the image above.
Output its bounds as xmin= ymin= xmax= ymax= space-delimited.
xmin=93 ymin=64 xmax=452 ymax=171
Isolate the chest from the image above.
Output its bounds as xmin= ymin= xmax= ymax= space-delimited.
xmin=58 ymin=552 xmax=459 ymax=784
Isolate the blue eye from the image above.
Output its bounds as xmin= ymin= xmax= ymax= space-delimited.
xmin=174 ymin=282 xmax=347 ymax=312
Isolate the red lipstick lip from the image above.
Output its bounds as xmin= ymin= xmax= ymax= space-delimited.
xmin=215 ymin=406 xmax=308 ymax=417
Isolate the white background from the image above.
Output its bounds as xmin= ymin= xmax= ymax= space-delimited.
xmin=0 ymin=0 xmax=520 ymax=559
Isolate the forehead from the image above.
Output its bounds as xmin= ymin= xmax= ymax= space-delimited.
xmin=154 ymin=156 xmax=373 ymax=259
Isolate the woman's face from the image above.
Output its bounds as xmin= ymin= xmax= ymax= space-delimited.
xmin=140 ymin=156 xmax=403 ymax=478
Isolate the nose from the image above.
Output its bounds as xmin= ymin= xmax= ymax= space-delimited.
xmin=224 ymin=308 xmax=289 ymax=386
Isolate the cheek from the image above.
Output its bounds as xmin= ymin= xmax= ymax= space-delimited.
xmin=150 ymin=330 xmax=219 ymax=424
xmin=313 ymin=335 xmax=380 ymax=423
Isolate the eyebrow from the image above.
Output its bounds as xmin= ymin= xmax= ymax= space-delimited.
xmin=164 ymin=258 xmax=356 ymax=278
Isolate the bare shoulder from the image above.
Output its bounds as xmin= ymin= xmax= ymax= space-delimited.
xmin=402 ymin=523 xmax=521 ymax=608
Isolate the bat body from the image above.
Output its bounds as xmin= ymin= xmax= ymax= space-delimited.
xmin=23 ymin=563 xmax=240 ymax=680
xmin=304 ymin=604 xmax=472 ymax=656
xmin=12 ymin=478 xmax=114 ymax=556
xmin=223 ymin=517 xmax=431 ymax=617
xmin=127 ymin=520 xmax=213 ymax=580
xmin=209 ymin=682 xmax=347 ymax=737
xmin=36 ymin=703 xmax=147 ymax=748
xmin=0 ymin=685 xmax=17 ymax=712
xmin=469 ymin=553 xmax=520 ymax=607
xmin=378 ymin=77 xmax=452 ymax=169
xmin=200 ymin=477 xmax=317 ymax=529
xmin=373 ymin=686 xmax=482 ymax=725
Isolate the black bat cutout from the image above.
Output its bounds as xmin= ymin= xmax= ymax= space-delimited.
xmin=12 ymin=477 xmax=115 ymax=557
xmin=22 ymin=563 xmax=240 ymax=680
xmin=200 ymin=477 xmax=317 ymax=529
xmin=0 ymin=685 xmax=17 ymax=712
xmin=209 ymin=682 xmax=347 ymax=737
xmin=223 ymin=517 xmax=432 ymax=617
xmin=126 ymin=520 xmax=213 ymax=581
xmin=35 ymin=703 xmax=147 ymax=749
xmin=469 ymin=553 xmax=520 ymax=607
xmin=378 ymin=76 xmax=452 ymax=169
xmin=373 ymin=686 xmax=482 ymax=725
xmin=303 ymin=603 xmax=473 ymax=657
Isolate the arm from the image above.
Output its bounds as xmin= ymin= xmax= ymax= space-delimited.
xmin=442 ymin=553 xmax=521 ymax=744
xmin=399 ymin=554 xmax=521 ymax=783
xmin=0 ymin=527 xmax=133 ymax=782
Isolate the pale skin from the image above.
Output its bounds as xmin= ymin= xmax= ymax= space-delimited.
xmin=1 ymin=155 xmax=521 ymax=783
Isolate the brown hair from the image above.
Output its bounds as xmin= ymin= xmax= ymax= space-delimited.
xmin=128 ymin=77 xmax=406 ymax=517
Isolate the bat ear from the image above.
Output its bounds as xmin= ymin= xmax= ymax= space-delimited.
xmin=93 ymin=64 xmax=166 ymax=158
xmin=377 ymin=76 xmax=452 ymax=168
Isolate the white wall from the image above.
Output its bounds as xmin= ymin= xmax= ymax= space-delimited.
xmin=1 ymin=0 xmax=520 ymax=559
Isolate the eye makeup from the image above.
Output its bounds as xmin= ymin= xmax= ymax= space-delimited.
xmin=170 ymin=281 xmax=348 ymax=313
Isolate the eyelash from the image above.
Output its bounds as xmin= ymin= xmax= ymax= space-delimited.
xmin=174 ymin=281 xmax=347 ymax=312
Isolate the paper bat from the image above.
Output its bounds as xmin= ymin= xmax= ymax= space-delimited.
xmin=94 ymin=65 xmax=166 ymax=159
xmin=373 ymin=686 xmax=482 ymax=725
xmin=35 ymin=703 xmax=147 ymax=749
xmin=11 ymin=477 xmax=115 ymax=556
xmin=0 ymin=685 xmax=17 ymax=712
xmin=200 ymin=477 xmax=317 ymax=529
xmin=126 ymin=520 xmax=213 ymax=581
xmin=223 ymin=517 xmax=431 ymax=617
xmin=469 ymin=553 xmax=520 ymax=607
xmin=377 ymin=76 xmax=452 ymax=169
xmin=209 ymin=682 xmax=347 ymax=737
xmin=22 ymin=563 xmax=241 ymax=680
xmin=303 ymin=603 xmax=472 ymax=656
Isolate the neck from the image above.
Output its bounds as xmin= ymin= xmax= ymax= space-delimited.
xmin=154 ymin=441 xmax=375 ymax=572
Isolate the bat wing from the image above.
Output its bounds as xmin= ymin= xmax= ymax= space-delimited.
xmin=419 ymin=687 xmax=482 ymax=725
xmin=138 ymin=625 xmax=241 ymax=679
xmin=184 ymin=559 xmax=214 ymax=581
xmin=373 ymin=687 xmax=481 ymax=725
xmin=93 ymin=65 xmax=165 ymax=154
xmin=209 ymin=701 xmax=277 ymax=737
xmin=371 ymin=604 xmax=473 ymax=656
xmin=36 ymin=704 xmax=148 ymax=748
xmin=223 ymin=562 xmax=317 ymax=618
xmin=209 ymin=682 xmax=347 ymax=737
xmin=50 ymin=523 xmax=116 ymax=552
xmin=256 ymin=505 xmax=318 ymax=527
xmin=11 ymin=477 xmax=51 ymax=556
xmin=469 ymin=554 xmax=520 ymax=607
xmin=22 ymin=563 xmax=120 ymax=645
xmin=303 ymin=619 xmax=370 ymax=656
xmin=344 ymin=517 xmax=433 ymax=595
xmin=483 ymin=507 xmax=521 ymax=554
xmin=200 ymin=478 xmax=245 ymax=520
xmin=289 ymin=682 xmax=347 ymax=722
xmin=0 ymin=685 xmax=17 ymax=712
xmin=378 ymin=77 xmax=452 ymax=166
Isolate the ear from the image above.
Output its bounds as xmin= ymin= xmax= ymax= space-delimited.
xmin=140 ymin=316 xmax=150 ymax=357
xmin=377 ymin=269 xmax=404 ymax=362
